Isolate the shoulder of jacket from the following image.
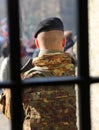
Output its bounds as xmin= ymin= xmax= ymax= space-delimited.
xmin=21 ymin=67 xmax=51 ymax=79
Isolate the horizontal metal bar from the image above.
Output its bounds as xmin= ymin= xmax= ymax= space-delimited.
xmin=90 ymin=77 xmax=99 ymax=83
xmin=0 ymin=76 xmax=99 ymax=88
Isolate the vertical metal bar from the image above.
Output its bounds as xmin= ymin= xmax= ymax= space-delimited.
xmin=77 ymin=0 xmax=91 ymax=130
xmin=7 ymin=0 xmax=23 ymax=130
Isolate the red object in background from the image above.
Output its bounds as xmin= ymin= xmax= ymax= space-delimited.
xmin=2 ymin=32 xmax=8 ymax=38
xmin=30 ymin=43 xmax=36 ymax=49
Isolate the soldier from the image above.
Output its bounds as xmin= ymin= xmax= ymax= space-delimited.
xmin=0 ymin=17 xmax=77 ymax=130
xmin=22 ymin=17 xmax=77 ymax=130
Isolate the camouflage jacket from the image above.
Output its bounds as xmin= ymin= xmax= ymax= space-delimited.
xmin=22 ymin=52 xmax=75 ymax=79
xmin=0 ymin=52 xmax=77 ymax=130
xmin=22 ymin=52 xmax=77 ymax=130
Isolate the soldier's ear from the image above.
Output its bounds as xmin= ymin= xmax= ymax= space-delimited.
xmin=62 ymin=37 xmax=66 ymax=47
xmin=35 ymin=39 xmax=40 ymax=48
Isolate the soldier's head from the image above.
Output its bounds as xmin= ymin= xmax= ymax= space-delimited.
xmin=34 ymin=17 xmax=66 ymax=51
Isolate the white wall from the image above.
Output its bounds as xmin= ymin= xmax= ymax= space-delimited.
xmin=89 ymin=0 xmax=99 ymax=130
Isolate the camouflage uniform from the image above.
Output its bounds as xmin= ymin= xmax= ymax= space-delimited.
xmin=0 ymin=89 xmax=11 ymax=119
xmin=22 ymin=51 xmax=77 ymax=130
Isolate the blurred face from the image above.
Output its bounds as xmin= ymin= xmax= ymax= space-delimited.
xmin=64 ymin=31 xmax=72 ymax=40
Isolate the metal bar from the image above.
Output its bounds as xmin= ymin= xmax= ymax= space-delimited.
xmin=7 ymin=0 xmax=23 ymax=130
xmin=77 ymin=0 xmax=91 ymax=130
xmin=0 ymin=76 xmax=99 ymax=88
